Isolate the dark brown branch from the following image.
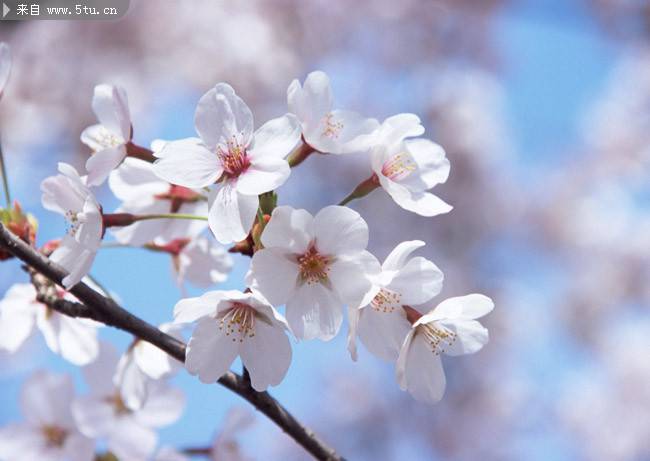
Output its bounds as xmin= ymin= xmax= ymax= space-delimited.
xmin=0 ymin=223 xmax=344 ymax=461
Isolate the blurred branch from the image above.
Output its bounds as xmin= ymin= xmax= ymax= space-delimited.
xmin=0 ymin=222 xmax=344 ymax=461
xmin=0 ymin=138 xmax=11 ymax=207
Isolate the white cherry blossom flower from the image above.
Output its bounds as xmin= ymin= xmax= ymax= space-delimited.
xmin=173 ymin=236 xmax=233 ymax=288
xmin=114 ymin=323 xmax=184 ymax=410
xmin=0 ymin=42 xmax=11 ymax=100
xmin=0 ymin=371 xmax=95 ymax=461
xmin=108 ymin=157 xmax=208 ymax=245
xmin=174 ymin=289 xmax=292 ymax=391
xmin=287 ymin=70 xmax=378 ymax=154
xmin=72 ymin=343 xmax=185 ymax=461
xmin=209 ymin=408 xmax=254 ymax=461
xmin=396 ymin=294 xmax=493 ymax=403
xmin=347 ymin=240 xmax=443 ymax=362
xmin=247 ymin=205 xmax=380 ymax=341
xmin=81 ymin=84 xmax=132 ymax=186
xmin=153 ymin=83 xmax=301 ymax=244
xmin=370 ymin=113 xmax=452 ymax=216
xmin=41 ymin=163 xmax=103 ymax=289
xmin=0 ymin=283 xmax=100 ymax=365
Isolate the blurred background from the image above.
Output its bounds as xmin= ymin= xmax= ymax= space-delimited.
xmin=1 ymin=0 xmax=649 ymax=459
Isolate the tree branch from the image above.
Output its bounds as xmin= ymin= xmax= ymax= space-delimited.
xmin=0 ymin=223 xmax=344 ymax=461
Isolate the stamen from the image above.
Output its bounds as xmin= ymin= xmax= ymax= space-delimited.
xmin=107 ymin=393 xmax=131 ymax=415
xmin=219 ymin=302 xmax=256 ymax=342
xmin=217 ymin=135 xmax=250 ymax=178
xmin=370 ymin=288 xmax=402 ymax=313
xmin=381 ymin=153 xmax=416 ymax=181
xmin=297 ymin=246 xmax=332 ymax=285
xmin=64 ymin=210 xmax=85 ymax=236
xmin=41 ymin=425 xmax=67 ymax=447
xmin=92 ymin=126 xmax=123 ymax=150
xmin=418 ymin=322 xmax=457 ymax=355
xmin=321 ymin=113 xmax=344 ymax=139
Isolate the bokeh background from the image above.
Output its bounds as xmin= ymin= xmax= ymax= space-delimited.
xmin=1 ymin=0 xmax=649 ymax=459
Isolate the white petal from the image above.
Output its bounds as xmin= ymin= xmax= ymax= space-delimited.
xmin=248 ymin=114 xmax=301 ymax=160
xmin=306 ymin=109 xmax=379 ymax=155
xmin=115 ymin=351 xmax=148 ymax=411
xmin=208 ymin=182 xmax=258 ymax=244
xmin=425 ymin=294 xmax=495 ymax=321
xmin=0 ymin=425 xmax=43 ymax=461
xmin=51 ymin=237 xmax=97 ymax=289
xmin=382 ymin=240 xmax=425 ymax=272
xmin=85 ymin=146 xmax=128 ymax=186
xmin=378 ymin=113 xmax=424 ymax=147
xmin=135 ymin=382 xmax=185 ymax=427
xmin=107 ymin=417 xmax=157 ymax=461
xmin=195 ymin=83 xmax=254 ymax=149
xmin=21 ymin=371 xmax=75 ymax=427
xmin=358 ymin=306 xmax=411 ymax=362
xmin=55 ymin=314 xmax=100 ymax=365
xmin=108 ymin=157 xmax=169 ymax=202
xmin=72 ymin=395 xmax=115 ymax=437
xmin=173 ymin=291 xmax=226 ymax=324
xmin=329 ymin=252 xmax=380 ymax=306
xmin=387 ymin=256 xmax=443 ymax=306
xmin=41 ymin=167 xmax=87 ymax=216
xmin=247 ymin=249 xmax=299 ymax=305
xmin=287 ymin=71 xmax=332 ymax=129
xmin=260 ymin=206 xmax=314 ymax=253
xmin=185 ymin=317 xmax=239 ymax=383
xmin=403 ymin=139 xmax=450 ymax=190
xmin=236 ymin=156 xmax=290 ymax=195
xmin=440 ymin=318 xmax=489 ymax=356
xmin=81 ymin=342 xmax=120 ymax=395
xmin=134 ymin=323 xmax=183 ymax=379
xmin=313 ymin=206 xmax=368 ymax=255
xmin=0 ymin=284 xmax=37 ymax=352
xmin=109 ymin=200 xmax=170 ymax=246
xmin=92 ymin=84 xmax=131 ymax=141
xmin=378 ymin=174 xmax=452 ymax=217
xmin=396 ymin=332 xmax=446 ymax=403
xmin=176 ymin=237 xmax=233 ymax=288
xmin=0 ymin=42 xmax=11 ymax=98
xmin=240 ymin=318 xmax=292 ymax=391
xmin=346 ymin=307 xmax=360 ymax=361
xmin=153 ymin=138 xmax=223 ymax=188
xmin=80 ymin=124 xmax=110 ymax=152
xmin=285 ymin=283 xmax=343 ymax=341
xmin=62 ymin=433 xmax=95 ymax=461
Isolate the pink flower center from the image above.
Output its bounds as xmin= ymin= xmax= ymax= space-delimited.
xmin=297 ymin=246 xmax=332 ymax=285
xmin=381 ymin=153 xmax=416 ymax=181
xmin=219 ymin=302 xmax=256 ymax=341
xmin=321 ymin=113 xmax=344 ymax=139
xmin=41 ymin=425 xmax=67 ymax=447
xmin=418 ymin=322 xmax=457 ymax=356
xmin=371 ymin=288 xmax=402 ymax=313
xmin=218 ymin=137 xmax=250 ymax=178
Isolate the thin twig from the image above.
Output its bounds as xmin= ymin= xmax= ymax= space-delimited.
xmin=0 ymin=222 xmax=344 ymax=461
xmin=0 ymin=138 xmax=11 ymax=207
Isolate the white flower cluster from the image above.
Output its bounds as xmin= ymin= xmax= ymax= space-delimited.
xmin=0 ymin=39 xmax=493 ymax=459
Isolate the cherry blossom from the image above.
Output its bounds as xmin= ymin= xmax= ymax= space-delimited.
xmin=0 ymin=283 xmax=100 ymax=365
xmin=0 ymin=42 xmax=11 ymax=100
xmin=247 ymin=205 xmax=380 ymax=341
xmin=370 ymin=113 xmax=452 ymax=216
xmin=287 ymin=70 xmax=378 ymax=154
xmin=172 ymin=236 xmax=233 ymax=288
xmin=114 ymin=323 xmax=185 ymax=410
xmin=108 ymin=157 xmax=208 ymax=245
xmin=209 ymin=408 xmax=254 ymax=461
xmin=347 ymin=240 xmax=443 ymax=362
xmin=174 ymin=289 xmax=292 ymax=391
xmin=396 ymin=294 xmax=493 ymax=403
xmin=153 ymin=83 xmax=301 ymax=243
xmin=81 ymin=84 xmax=132 ymax=186
xmin=72 ymin=343 xmax=185 ymax=461
xmin=41 ymin=163 xmax=103 ymax=289
xmin=0 ymin=371 xmax=95 ymax=461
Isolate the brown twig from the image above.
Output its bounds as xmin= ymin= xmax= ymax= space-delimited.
xmin=0 ymin=222 xmax=344 ymax=461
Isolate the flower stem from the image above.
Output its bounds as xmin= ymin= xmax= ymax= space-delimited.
xmin=126 ymin=142 xmax=156 ymax=163
xmin=102 ymin=212 xmax=207 ymax=228
xmin=338 ymin=174 xmax=380 ymax=206
xmin=134 ymin=213 xmax=208 ymax=222
xmin=287 ymin=141 xmax=315 ymax=168
xmin=0 ymin=138 xmax=11 ymax=207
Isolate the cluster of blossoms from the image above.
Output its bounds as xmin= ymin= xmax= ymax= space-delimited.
xmin=0 ymin=40 xmax=493 ymax=460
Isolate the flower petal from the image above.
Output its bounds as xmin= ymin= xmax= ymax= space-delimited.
xmin=0 ymin=42 xmax=11 ymax=98
xmin=381 ymin=240 xmax=425 ymax=272
xmin=260 ymin=206 xmax=314 ymax=254
xmin=247 ymin=248 xmax=299 ymax=306
xmin=440 ymin=318 xmax=489 ymax=356
xmin=208 ymin=182 xmax=258 ymax=244
xmin=108 ymin=157 xmax=169 ymax=202
xmin=176 ymin=237 xmax=233 ymax=288
xmin=195 ymin=83 xmax=254 ymax=149
xmin=63 ymin=433 xmax=96 ymax=461
xmin=378 ymin=174 xmax=452 ymax=217
xmin=287 ymin=71 xmax=332 ymax=129
xmin=236 ymin=156 xmax=290 ymax=195
xmin=358 ymin=306 xmax=411 ymax=362
xmin=107 ymin=417 xmax=158 ymax=461
xmin=153 ymin=138 xmax=223 ymax=188
xmin=425 ymin=294 xmax=495 ymax=321
xmin=313 ymin=205 xmax=369 ymax=255
xmin=92 ymin=84 xmax=131 ymax=141
xmin=135 ymin=382 xmax=185 ymax=427
xmin=401 ymin=138 xmax=450 ymax=191
xmin=185 ymin=317 xmax=239 ymax=383
xmin=285 ymin=282 xmax=343 ymax=341
xmin=240 ymin=319 xmax=292 ymax=391
xmin=329 ymin=252 xmax=380 ymax=307
xmin=386 ymin=256 xmax=443 ymax=306
xmin=173 ymin=291 xmax=227 ymax=324
xmin=54 ymin=314 xmax=100 ymax=365
xmin=248 ymin=114 xmax=301 ymax=160
xmin=396 ymin=332 xmax=446 ymax=403
xmin=0 ymin=284 xmax=37 ymax=352
xmin=72 ymin=395 xmax=115 ymax=437
xmin=21 ymin=371 xmax=75 ymax=427
xmin=306 ymin=109 xmax=379 ymax=155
